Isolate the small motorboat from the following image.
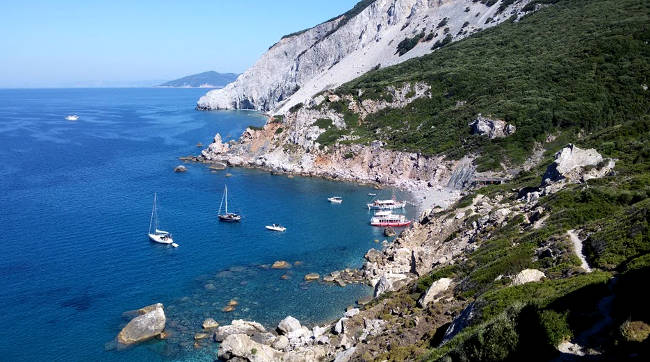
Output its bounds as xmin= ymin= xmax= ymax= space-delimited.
xmin=65 ymin=114 xmax=79 ymax=121
xmin=148 ymin=193 xmax=175 ymax=245
xmin=265 ymin=224 xmax=286 ymax=232
xmin=368 ymin=193 xmax=377 ymax=196
xmin=327 ymin=196 xmax=343 ymax=204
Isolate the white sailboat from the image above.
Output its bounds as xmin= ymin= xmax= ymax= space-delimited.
xmin=148 ymin=193 xmax=176 ymax=245
xmin=218 ymin=185 xmax=241 ymax=222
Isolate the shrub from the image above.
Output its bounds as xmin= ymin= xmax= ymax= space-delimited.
xmin=314 ymin=118 xmax=333 ymax=129
xmin=396 ymin=32 xmax=425 ymax=56
xmin=275 ymin=127 xmax=284 ymax=134
xmin=289 ymin=102 xmax=303 ymax=113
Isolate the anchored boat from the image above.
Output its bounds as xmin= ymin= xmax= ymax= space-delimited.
xmin=148 ymin=193 xmax=176 ymax=245
xmin=218 ymin=185 xmax=241 ymax=222
xmin=265 ymin=224 xmax=286 ymax=232
xmin=327 ymin=196 xmax=343 ymax=204
xmin=370 ymin=211 xmax=411 ymax=227
xmin=367 ymin=199 xmax=406 ymax=210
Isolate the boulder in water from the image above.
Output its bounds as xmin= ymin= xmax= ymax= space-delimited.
xmin=304 ymin=273 xmax=320 ymax=281
xmin=384 ymin=226 xmax=396 ymax=237
xmin=202 ymin=318 xmax=219 ymax=329
xmin=271 ymin=260 xmax=291 ymax=269
xmin=117 ymin=303 xmax=166 ymax=346
xmin=174 ymin=165 xmax=187 ymax=173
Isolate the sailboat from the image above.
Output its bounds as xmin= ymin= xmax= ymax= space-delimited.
xmin=148 ymin=193 xmax=176 ymax=245
xmin=218 ymin=185 xmax=241 ymax=222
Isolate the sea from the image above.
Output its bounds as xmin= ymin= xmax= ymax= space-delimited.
xmin=0 ymin=88 xmax=415 ymax=361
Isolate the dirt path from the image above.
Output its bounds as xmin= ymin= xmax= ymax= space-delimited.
xmin=567 ymin=229 xmax=592 ymax=272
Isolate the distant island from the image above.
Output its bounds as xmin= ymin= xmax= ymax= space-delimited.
xmin=158 ymin=71 xmax=239 ymax=88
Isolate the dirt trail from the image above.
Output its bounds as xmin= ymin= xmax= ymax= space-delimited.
xmin=567 ymin=229 xmax=592 ymax=272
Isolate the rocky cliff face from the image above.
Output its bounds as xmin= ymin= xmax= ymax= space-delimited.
xmin=197 ymin=0 xmax=533 ymax=114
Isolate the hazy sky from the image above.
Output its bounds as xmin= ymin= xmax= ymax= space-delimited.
xmin=0 ymin=0 xmax=358 ymax=87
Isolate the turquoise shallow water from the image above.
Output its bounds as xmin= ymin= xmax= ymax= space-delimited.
xmin=0 ymin=88 xmax=415 ymax=361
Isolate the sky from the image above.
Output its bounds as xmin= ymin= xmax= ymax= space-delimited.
xmin=0 ymin=0 xmax=359 ymax=88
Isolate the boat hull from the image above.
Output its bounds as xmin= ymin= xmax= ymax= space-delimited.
xmin=148 ymin=233 xmax=174 ymax=244
xmin=218 ymin=214 xmax=241 ymax=222
xmin=265 ymin=226 xmax=286 ymax=232
xmin=370 ymin=221 xmax=412 ymax=227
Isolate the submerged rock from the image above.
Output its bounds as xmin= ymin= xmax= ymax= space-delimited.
xmin=304 ymin=273 xmax=320 ymax=281
xmin=271 ymin=260 xmax=291 ymax=269
xmin=117 ymin=303 xmax=166 ymax=346
xmin=202 ymin=318 xmax=219 ymax=329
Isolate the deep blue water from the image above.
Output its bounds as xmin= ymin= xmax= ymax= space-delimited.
xmin=0 ymin=88 xmax=414 ymax=361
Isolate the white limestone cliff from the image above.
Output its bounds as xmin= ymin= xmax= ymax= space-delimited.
xmin=197 ymin=0 xmax=533 ymax=114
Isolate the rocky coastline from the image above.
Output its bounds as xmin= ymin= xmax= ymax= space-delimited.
xmin=126 ymin=142 xmax=613 ymax=361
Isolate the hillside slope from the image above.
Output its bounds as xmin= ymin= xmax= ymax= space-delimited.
xmin=197 ymin=0 xmax=535 ymax=113
xmin=159 ymin=71 xmax=238 ymax=88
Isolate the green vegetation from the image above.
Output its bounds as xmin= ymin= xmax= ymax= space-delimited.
xmin=330 ymin=0 xmax=648 ymax=171
xmin=289 ymin=102 xmax=303 ymax=113
xmin=396 ymin=32 xmax=424 ymax=56
xmin=275 ymin=127 xmax=284 ymax=134
xmin=247 ymin=125 xmax=264 ymax=131
xmin=313 ymin=118 xmax=333 ymax=129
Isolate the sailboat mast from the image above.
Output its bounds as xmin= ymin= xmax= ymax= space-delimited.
xmin=225 ymin=185 xmax=228 ymax=214
xmin=149 ymin=193 xmax=156 ymax=234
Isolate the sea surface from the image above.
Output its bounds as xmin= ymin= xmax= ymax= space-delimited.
xmin=0 ymin=88 xmax=415 ymax=361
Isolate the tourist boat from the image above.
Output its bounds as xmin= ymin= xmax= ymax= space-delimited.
xmin=328 ymin=196 xmax=343 ymax=204
xmin=148 ymin=193 xmax=176 ymax=245
xmin=218 ymin=185 xmax=241 ymax=222
xmin=367 ymin=199 xmax=406 ymax=210
xmin=370 ymin=211 xmax=411 ymax=227
xmin=265 ymin=224 xmax=286 ymax=232
xmin=65 ymin=114 xmax=79 ymax=121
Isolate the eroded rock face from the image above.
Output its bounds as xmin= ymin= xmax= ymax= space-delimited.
xmin=117 ymin=303 xmax=166 ymax=345
xmin=197 ymin=0 xmax=534 ymax=114
xmin=418 ymin=278 xmax=453 ymax=307
xmin=543 ymin=144 xmax=614 ymax=184
xmin=469 ymin=114 xmax=516 ymax=139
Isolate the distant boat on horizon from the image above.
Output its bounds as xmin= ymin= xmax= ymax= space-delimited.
xmin=148 ymin=193 xmax=176 ymax=245
xmin=218 ymin=185 xmax=241 ymax=222
xmin=65 ymin=114 xmax=79 ymax=121
xmin=328 ymin=196 xmax=343 ymax=204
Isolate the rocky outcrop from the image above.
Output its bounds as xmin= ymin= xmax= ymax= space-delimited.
xmin=197 ymin=0 xmax=535 ymax=114
xmin=418 ymin=278 xmax=453 ymax=307
xmin=218 ymin=334 xmax=284 ymax=361
xmin=214 ymin=320 xmax=267 ymax=342
xmin=277 ymin=316 xmax=302 ymax=335
xmin=117 ymin=303 xmax=166 ymax=345
xmin=542 ymin=144 xmax=614 ymax=184
xmin=512 ymin=269 xmax=545 ymax=286
xmin=470 ymin=114 xmax=516 ymax=139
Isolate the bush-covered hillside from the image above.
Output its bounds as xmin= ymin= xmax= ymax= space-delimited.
xmin=326 ymin=0 xmax=649 ymax=171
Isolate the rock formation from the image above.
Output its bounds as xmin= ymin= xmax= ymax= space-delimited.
xmin=469 ymin=114 xmax=516 ymax=139
xmin=117 ymin=303 xmax=166 ymax=345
